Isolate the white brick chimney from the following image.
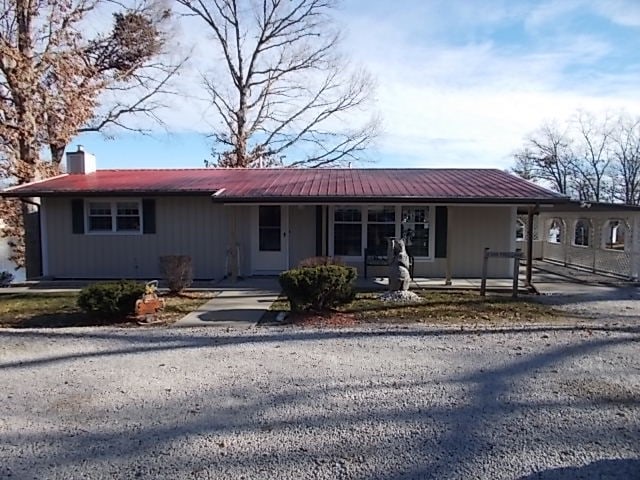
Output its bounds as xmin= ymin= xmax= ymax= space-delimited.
xmin=66 ymin=145 xmax=96 ymax=174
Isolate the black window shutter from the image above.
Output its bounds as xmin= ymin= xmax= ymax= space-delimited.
xmin=142 ymin=199 xmax=156 ymax=234
xmin=71 ymin=199 xmax=84 ymax=234
xmin=435 ymin=206 xmax=448 ymax=258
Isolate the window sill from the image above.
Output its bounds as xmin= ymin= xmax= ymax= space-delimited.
xmin=85 ymin=231 xmax=143 ymax=236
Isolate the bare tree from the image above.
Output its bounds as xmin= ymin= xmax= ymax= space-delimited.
xmin=511 ymin=148 xmax=537 ymax=181
xmin=177 ymin=0 xmax=377 ymax=168
xmin=0 ymin=0 xmax=183 ymax=267
xmin=512 ymin=121 xmax=574 ymax=195
xmin=611 ymin=114 xmax=640 ymax=205
xmin=569 ymin=110 xmax=614 ymax=202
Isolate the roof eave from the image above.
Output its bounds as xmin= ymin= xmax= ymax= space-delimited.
xmin=211 ymin=195 xmax=570 ymax=205
xmin=0 ymin=190 xmax=219 ymax=198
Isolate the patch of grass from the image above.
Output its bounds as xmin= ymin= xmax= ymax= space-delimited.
xmin=270 ymin=296 xmax=290 ymax=312
xmin=271 ymin=290 xmax=561 ymax=325
xmin=158 ymin=292 xmax=216 ymax=322
xmin=0 ymin=293 xmax=83 ymax=327
xmin=0 ymin=291 xmax=216 ymax=328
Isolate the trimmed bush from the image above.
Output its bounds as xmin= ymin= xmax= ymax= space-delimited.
xmin=77 ymin=280 xmax=146 ymax=318
xmin=159 ymin=255 xmax=193 ymax=294
xmin=298 ymin=256 xmax=344 ymax=268
xmin=279 ymin=264 xmax=357 ymax=312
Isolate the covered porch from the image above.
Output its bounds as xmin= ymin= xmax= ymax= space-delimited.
xmin=224 ymin=202 xmax=527 ymax=281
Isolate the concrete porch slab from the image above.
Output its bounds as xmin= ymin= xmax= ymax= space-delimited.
xmin=357 ymin=276 xmax=528 ymax=293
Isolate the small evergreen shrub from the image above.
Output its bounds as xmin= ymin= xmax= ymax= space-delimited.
xmin=279 ymin=264 xmax=357 ymax=312
xmin=159 ymin=255 xmax=193 ymax=294
xmin=298 ymin=256 xmax=344 ymax=268
xmin=77 ymin=280 xmax=146 ymax=318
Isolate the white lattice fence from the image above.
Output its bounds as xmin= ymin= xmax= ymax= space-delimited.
xmin=566 ymin=245 xmax=592 ymax=270
xmin=539 ymin=212 xmax=639 ymax=280
xmin=545 ymin=242 xmax=565 ymax=264
xmin=595 ymin=249 xmax=633 ymax=278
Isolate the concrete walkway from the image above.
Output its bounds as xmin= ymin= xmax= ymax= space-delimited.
xmin=532 ymin=259 xmax=637 ymax=286
xmin=531 ymin=261 xmax=639 ymax=300
xmin=173 ymin=277 xmax=281 ymax=328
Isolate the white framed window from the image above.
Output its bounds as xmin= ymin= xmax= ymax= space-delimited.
xmin=86 ymin=200 xmax=142 ymax=234
xmin=367 ymin=206 xmax=396 ymax=255
xmin=401 ymin=206 xmax=430 ymax=257
xmin=573 ymin=219 xmax=590 ymax=247
xmin=330 ymin=205 xmax=435 ymax=260
xmin=333 ymin=206 xmax=362 ymax=256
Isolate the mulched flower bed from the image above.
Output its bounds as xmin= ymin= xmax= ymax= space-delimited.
xmin=287 ymin=311 xmax=358 ymax=327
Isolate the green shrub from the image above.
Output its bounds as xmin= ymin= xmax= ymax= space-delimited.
xmin=77 ymin=280 xmax=146 ymax=318
xmin=278 ymin=265 xmax=357 ymax=312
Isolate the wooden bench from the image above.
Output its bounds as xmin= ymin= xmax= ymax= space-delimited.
xmin=364 ymin=248 xmax=414 ymax=279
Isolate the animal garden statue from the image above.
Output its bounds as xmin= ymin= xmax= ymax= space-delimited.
xmin=135 ymin=280 xmax=166 ymax=324
xmin=388 ymin=238 xmax=411 ymax=292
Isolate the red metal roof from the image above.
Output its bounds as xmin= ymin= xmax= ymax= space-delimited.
xmin=2 ymin=168 xmax=566 ymax=203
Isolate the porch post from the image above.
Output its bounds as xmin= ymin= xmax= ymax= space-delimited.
xmin=591 ymin=219 xmax=598 ymax=274
xmin=526 ymin=206 xmax=534 ymax=286
xmin=323 ymin=206 xmax=329 ymax=256
xmin=633 ymin=215 xmax=640 ymax=280
xmin=229 ymin=207 xmax=238 ymax=282
xmin=445 ymin=207 xmax=453 ymax=285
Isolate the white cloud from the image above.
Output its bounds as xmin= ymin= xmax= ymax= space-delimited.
xmin=593 ymin=0 xmax=640 ymax=27
xmin=337 ymin=6 xmax=640 ymax=169
xmin=87 ymin=1 xmax=640 ymax=170
xmin=525 ymin=0 xmax=640 ymax=30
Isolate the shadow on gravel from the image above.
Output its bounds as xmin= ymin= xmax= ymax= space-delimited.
xmin=1 ymin=324 xmax=639 ymax=371
xmin=535 ymin=288 xmax=640 ymax=305
xmin=518 ymin=458 xmax=640 ymax=479
xmin=0 ymin=325 xmax=639 ymax=479
xmin=396 ymin=333 xmax=640 ymax=480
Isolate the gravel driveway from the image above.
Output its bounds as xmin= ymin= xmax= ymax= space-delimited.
xmin=1 ymin=323 xmax=639 ymax=479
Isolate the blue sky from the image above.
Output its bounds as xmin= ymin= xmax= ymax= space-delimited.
xmin=73 ymin=0 xmax=640 ymax=170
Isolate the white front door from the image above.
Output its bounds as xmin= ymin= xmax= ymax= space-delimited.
xmin=252 ymin=205 xmax=289 ymax=273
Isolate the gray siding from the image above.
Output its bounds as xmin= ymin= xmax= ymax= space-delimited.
xmin=42 ymin=199 xmax=516 ymax=280
xmin=288 ymin=205 xmax=316 ymax=268
xmin=448 ymin=206 xmax=515 ymax=277
xmin=44 ymin=197 xmax=228 ymax=279
xmin=229 ymin=205 xmax=252 ymax=277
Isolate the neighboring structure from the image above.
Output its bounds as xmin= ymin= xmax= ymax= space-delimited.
xmin=517 ymin=203 xmax=640 ymax=280
xmin=0 ymin=220 xmax=25 ymax=283
xmin=2 ymin=148 xmax=566 ymax=281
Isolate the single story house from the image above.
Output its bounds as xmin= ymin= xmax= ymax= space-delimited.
xmin=2 ymin=148 xmax=566 ymax=281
